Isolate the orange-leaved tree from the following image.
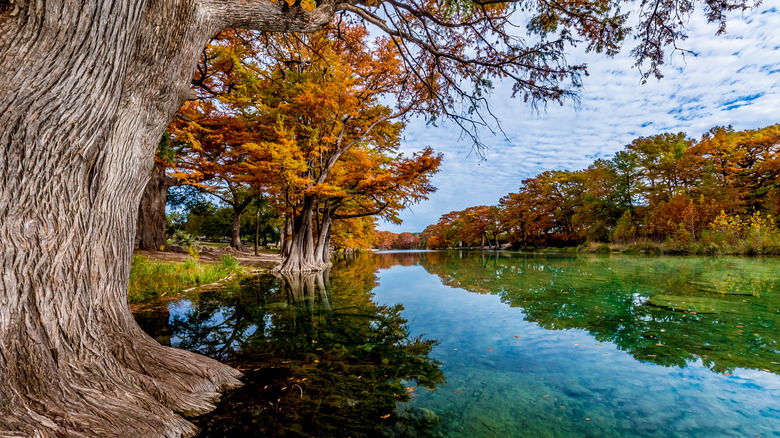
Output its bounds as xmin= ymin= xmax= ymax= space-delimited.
xmin=231 ymin=22 xmax=441 ymax=271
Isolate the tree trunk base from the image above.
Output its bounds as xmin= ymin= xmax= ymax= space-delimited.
xmin=0 ymin=324 xmax=242 ymax=437
xmin=272 ymin=257 xmax=332 ymax=273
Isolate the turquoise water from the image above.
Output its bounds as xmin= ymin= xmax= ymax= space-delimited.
xmin=134 ymin=252 xmax=780 ymax=437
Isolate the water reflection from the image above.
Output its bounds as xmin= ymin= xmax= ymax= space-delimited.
xmin=135 ymin=267 xmax=445 ymax=437
xmin=366 ymin=251 xmax=780 ymax=437
xmin=369 ymin=251 xmax=780 ymax=375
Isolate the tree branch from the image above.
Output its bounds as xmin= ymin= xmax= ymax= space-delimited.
xmin=206 ymin=0 xmax=337 ymax=33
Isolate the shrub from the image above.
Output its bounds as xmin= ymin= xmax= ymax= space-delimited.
xmin=624 ymin=241 xmax=660 ymax=254
xmin=578 ymin=242 xmax=610 ymax=253
xmin=611 ymin=211 xmax=637 ymax=244
xmin=220 ymin=255 xmax=240 ymax=271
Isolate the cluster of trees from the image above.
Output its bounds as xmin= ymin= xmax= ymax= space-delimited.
xmin=374 ymin=231 xmax=423 ymax=250
xmin=145 ymin=22 xmax=443 ymax=270
xmin=165 ymin=187 xmax=280 ymax=248
xmin=416 ymin=125 xmax=780 ymax=249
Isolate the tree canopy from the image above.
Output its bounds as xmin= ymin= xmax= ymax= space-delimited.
xmin=167 ymin=22 xmax=443 ymax=269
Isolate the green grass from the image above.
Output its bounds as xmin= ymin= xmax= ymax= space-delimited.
xmin=129 ymin=255 xmax=242 ymax=304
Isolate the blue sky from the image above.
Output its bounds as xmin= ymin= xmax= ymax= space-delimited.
xmin=379 ymin=2 xmax=780 ymax=233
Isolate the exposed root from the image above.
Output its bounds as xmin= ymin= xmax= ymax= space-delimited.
xmin=0 ymin=323 xmax=243 ymax=437
xmin=0 ymin=358 xmax=202 ymax=438
xmin=117 ymin=342 xmax=243 ymax=416
xmin=272 ymin=258 xmax=330 ymax=273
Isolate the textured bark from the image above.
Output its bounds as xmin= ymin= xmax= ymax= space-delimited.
xmin=279 ymin=214 xmax=294 ymax=259
xmin=136 ymin=165 xmax=175 ymax=251
xmin=313 ymin=211 xmax=333 ymax=267
xmin=0 ymin=0 xmax=335 ymax=436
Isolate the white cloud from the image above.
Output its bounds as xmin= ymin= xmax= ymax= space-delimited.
xmin=380 ymin=3 xmax=780 ymax=232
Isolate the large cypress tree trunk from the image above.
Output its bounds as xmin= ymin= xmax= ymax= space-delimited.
xmin=136 ymin=165 xmax=175 ymax=250
xmin=0 ymin=0 xmax=334 ymax=435
xmin=0 ymin=2 xmax=242 ymax=436
xmin=275 ymin=198 xmax=324 ymax=272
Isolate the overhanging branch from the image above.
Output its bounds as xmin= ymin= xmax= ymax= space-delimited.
xmin=206 ymin=0 xmax=337 ymax=33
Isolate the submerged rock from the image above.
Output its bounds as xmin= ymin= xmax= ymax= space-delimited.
xmin=562 ymin=383 xmax=593 ymax=398
xmin=409 ymin=407 xmax=439 ymax=424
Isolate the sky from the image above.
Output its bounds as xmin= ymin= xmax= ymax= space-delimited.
xmin=378 ymin=2 xmax=780 ymax=233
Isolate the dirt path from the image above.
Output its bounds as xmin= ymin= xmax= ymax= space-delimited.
xmin=134 ymin=247 xmax=282 ymax=270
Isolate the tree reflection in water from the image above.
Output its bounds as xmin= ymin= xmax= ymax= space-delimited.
xmin=136 ymin=264 xmax=444 ymax=437
xmin=409 ymin=251 xmax=779 ymax=375
xmin=327 ymin=250 xmax=779 ymax=375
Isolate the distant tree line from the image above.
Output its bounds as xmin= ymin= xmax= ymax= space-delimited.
xmin=403 ymin=124 xmax=780 ymax=253
xmin=373 ymin=231 xmax=423 ymax=250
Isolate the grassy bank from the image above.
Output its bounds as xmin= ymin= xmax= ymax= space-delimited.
xmin=129 ymin=255 xmax=242 ymax=304
xmin=578 ymin=239 xmax=780 ymax=256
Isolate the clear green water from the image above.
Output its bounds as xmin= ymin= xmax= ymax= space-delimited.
xmin=134 ymin=252 xmax=780 ymax=437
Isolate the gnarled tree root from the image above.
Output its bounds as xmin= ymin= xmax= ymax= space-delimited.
xmin=0 ymin=327 xmax=242 ymax=437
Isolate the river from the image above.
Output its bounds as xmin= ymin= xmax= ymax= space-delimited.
xmin=133 ymin=251 xmax=780 ymax=437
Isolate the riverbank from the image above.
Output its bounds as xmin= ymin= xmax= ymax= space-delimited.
xmin=134 ymin=246 xmax=282 ymax=269
xmin=129 ymin=248 xmax=283 ymax=305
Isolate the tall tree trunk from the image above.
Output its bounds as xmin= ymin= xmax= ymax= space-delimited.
xmin=280 ymin=214 xmax=294 ymax=259
xmin=230 ymin=207 xmax=245 ymax=251
xmin=279 ymin=219 xmax=287 ymax=257
xmin=313 ymin=203 xmax=332 ymax=267
xmin=0 ymin=0 xmax=334 ymax=435
xmin=323 ymin=225 xmax=332 ymax=262
xmin=135 ymin=165 xmax=175 ymax=251
xmin=0 ymin=2 xmax=242 ymax=436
